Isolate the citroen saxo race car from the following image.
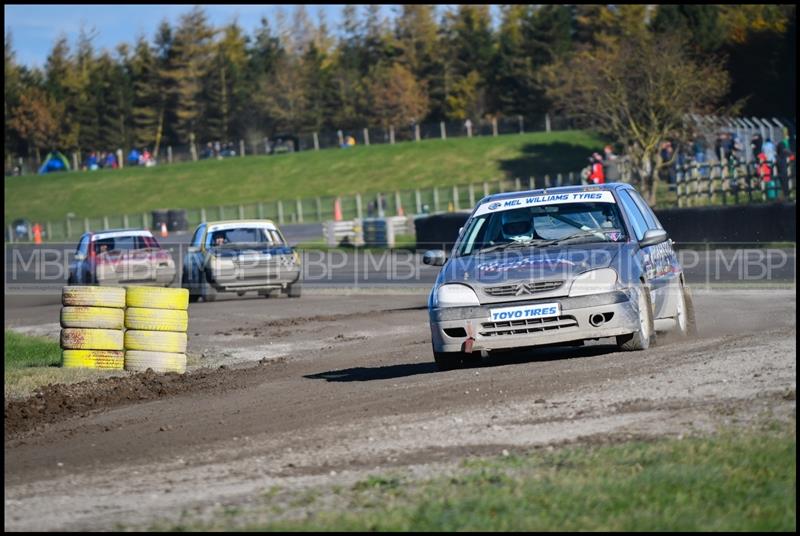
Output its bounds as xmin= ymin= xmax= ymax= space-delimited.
xmin=423 ymin=183 xmax=696 ymax=371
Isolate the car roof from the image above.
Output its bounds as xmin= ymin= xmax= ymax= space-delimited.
xmin=481 ymin=182 xmax=632 ymax=205
xmin=202 ymin=219 xmax=278 ymax=227
xmin=88 ymin=229 xmax=155 ymax=241
xmin=81 ymin=228 xmax=150 ymax=236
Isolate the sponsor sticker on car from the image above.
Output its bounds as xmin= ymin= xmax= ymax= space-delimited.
xmin=489 ymin=302 xmax=561 ymax=322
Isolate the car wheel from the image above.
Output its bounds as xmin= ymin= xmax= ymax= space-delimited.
xmin=202 ymin=279 xmax=217 ymax=302
xmin=286 ymin=282 xmax=302 ymax=298
xmin=258 ymin=289 xmax=278 ymax=298
xmin=199 ymin=270 xmax=217 ymax=302
xmin=183 ymin=269 xmax=200 ymax=303
xmin=674 ymin=281 xmax=698 ymax=338
xmin=617 ymin=284 xmax=655 ymax=351
xmin=236 ymin=291 xmax=246 ymax=297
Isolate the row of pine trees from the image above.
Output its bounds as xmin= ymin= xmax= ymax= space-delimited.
xmin=4 ymin=5 xmax=795 ymax=161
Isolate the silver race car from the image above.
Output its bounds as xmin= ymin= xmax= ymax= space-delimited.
xmin=423 ymin=183 xmax=696 ymax=371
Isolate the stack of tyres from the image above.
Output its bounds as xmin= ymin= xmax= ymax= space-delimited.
xmin=60 ymin=286 xmax=126 ymax=369
xmin=124 ymin=286 xmax=189 ymax=373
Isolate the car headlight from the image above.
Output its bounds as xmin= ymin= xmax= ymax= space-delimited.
xmin=436 ymin=284 xmax=480 ymax=307
xmin=568 ymin=268 xmax=618 ymax=297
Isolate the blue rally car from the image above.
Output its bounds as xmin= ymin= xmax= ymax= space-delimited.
xmin=422 ymin=183 xmax=697 ymax=371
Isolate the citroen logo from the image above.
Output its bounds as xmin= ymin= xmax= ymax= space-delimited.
xmin=515 ymin=283 xmax=530 ymax=296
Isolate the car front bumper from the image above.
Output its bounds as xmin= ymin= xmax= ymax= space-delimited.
xmin=210 ymin=266 xmax=301 ymax=292
xmin=430 ymin=290 xmax=640 ymax=353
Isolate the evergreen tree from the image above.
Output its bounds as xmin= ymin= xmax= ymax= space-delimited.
xmin=129 ymin=36 xmax=161 ymax=150
xmin=164 ymin=7 xmax=215 ymax=146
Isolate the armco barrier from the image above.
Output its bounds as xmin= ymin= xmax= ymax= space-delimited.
xmin=654 ymin=203 xmax=796 ymax=244
xmin=414 ymin=203 xmax=796 ymax=251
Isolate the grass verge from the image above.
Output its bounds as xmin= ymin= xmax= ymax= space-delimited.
xmin=5 ymin=130 xmax=605 ymax=224
xmin=151 ymin=423 xmax=796 ymax=531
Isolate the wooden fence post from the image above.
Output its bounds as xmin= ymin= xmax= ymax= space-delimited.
xmin=316 ymin=197 xmax=322 ymax=221
xmin=518 ymin=115 xmax=524 ymax=134
xmin=415 ymin=123 xmax=421 ymax=142
xmin=337 ymin=130 xmax=344 ymax=146
xmin=389 ymin=125 xmax=395 ymax=145
xmin=277 ymin=201 xmax=284 ymax=224
xmin=492 ymin=117 xmax=498 ymax=137
xmin=167 ymin=146 xmax=173 ymax=164
xmin=545 ymin=113 xmax=551 ymax=132
xmin=363 ymin=128 xmax=370 ymax=146
xmin=239 ymin=139 xmax=245 ymax=157
xmin=483 ymin=181 xmax=490 ymax=197
xmin=415 ymin=189 xmax=422 ymax=214
xmin=440 ymin=121 xmax=446 ymax=140
xmin=452 ymin=185 xmax=459 ymax=210
xmin=468 ymin=183 xmax=475 ymax=206
xmin=313 ymin=132 xmax=320 ymax=151
xmin=356 ymin=193 xmax=363 ymax=219
xmin=433 ymin=187 xmax=440 ymax=212
xmin=296 ymin=199 xmax=303 ymax=223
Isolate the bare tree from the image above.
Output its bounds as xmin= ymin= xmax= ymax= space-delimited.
xmin=545 ymin=33 xmax=734 ymax=204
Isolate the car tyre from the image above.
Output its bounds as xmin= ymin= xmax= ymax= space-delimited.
xmin=183 ymin=269 xmax=200 ymax=303
xmin=258 ymin=289 xmax=278 ymax=298
xmin=286 ymin=282 xmax=302 ymax=298
xmin=617 ymin=285 xmax=655 ymax=351
xmin=201 ymin=269 xmax=217 ymax=302
xmin=674 ymin=281 xmax=698 ymax=338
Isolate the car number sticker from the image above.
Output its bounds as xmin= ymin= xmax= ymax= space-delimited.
xmin=489 ymin=302 xmax=561 ymax=322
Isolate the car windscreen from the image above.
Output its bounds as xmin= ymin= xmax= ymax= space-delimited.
xmin=205 ymin=227 xmax=275 ymax=247
xmin=93 ymin=234 xmax=156 ymax=253
xmin=455 ymin=201 xmax=628 ymax=257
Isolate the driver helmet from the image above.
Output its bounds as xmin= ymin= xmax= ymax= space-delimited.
xmin=501 ymin=210 xmax=532 ymax=241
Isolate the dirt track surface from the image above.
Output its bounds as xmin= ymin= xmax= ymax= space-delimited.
xmin=4 ymin=289 xmax=797 ymax=531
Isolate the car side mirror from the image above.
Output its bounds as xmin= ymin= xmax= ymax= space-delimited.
xmin=423 ymin=250 xmax=446 ymax=266
xmin=639 ymin=229 xmax=668 ymax=248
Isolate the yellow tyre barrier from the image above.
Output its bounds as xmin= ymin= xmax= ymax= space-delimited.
xmin=60 ymin=306 xmax=125 ymax=329
xmin=62 ymin=350 xmax=124 ymax=370
xmin=124 ymin=330 xmax=187 ymax=353
xmin=125 ymin=308 xmax=188 ymax=332
xmin=62 ymin=286 xmax=126 ymax=308
xmin=126 ymin=286 xmax=189 ymax=311
xmin=60 ymin=328 xmax=124 ymax=351
xmin=124 ymin=350 xmax=187 ymax=374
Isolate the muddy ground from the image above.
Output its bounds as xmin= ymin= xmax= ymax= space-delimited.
xmin=3 ymin=288 xmax=797 ymax=531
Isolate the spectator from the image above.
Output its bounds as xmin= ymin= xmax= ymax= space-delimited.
xmin=731 ymin=133 xmax=744 ymax=162
xmin=757 ymin=152 xmax=777 ymax=200
xmin=86 ymin=152 xmax=99 ymax=171
xmin=127 ymin=148 xmax=140 ymax=166
xmin=141 ymin=148 xmax=155 ymax=167
xmin=105 ymin=151 xmax=117 ymax=169
xmin=201 ymin=142 xmax=214 ymax=159
xmin=776 ymin=136 xmax=794 ymax=199
xmin=588 ymin=153 xmax=605 ymax=184
xmin=692 ymin=133 xmax=710 ymax=179
xmin=750 ymin=133 xmax=763 ymax=161
xmin=762 ymin=138 xmax=776 ymax=163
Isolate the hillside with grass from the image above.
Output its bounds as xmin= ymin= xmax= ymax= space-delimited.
xmin=4 ymin=130 xmax=606 ymax=224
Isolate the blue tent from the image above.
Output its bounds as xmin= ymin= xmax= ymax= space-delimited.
xmin=38 ymin=151 xmax=70 ymax=175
